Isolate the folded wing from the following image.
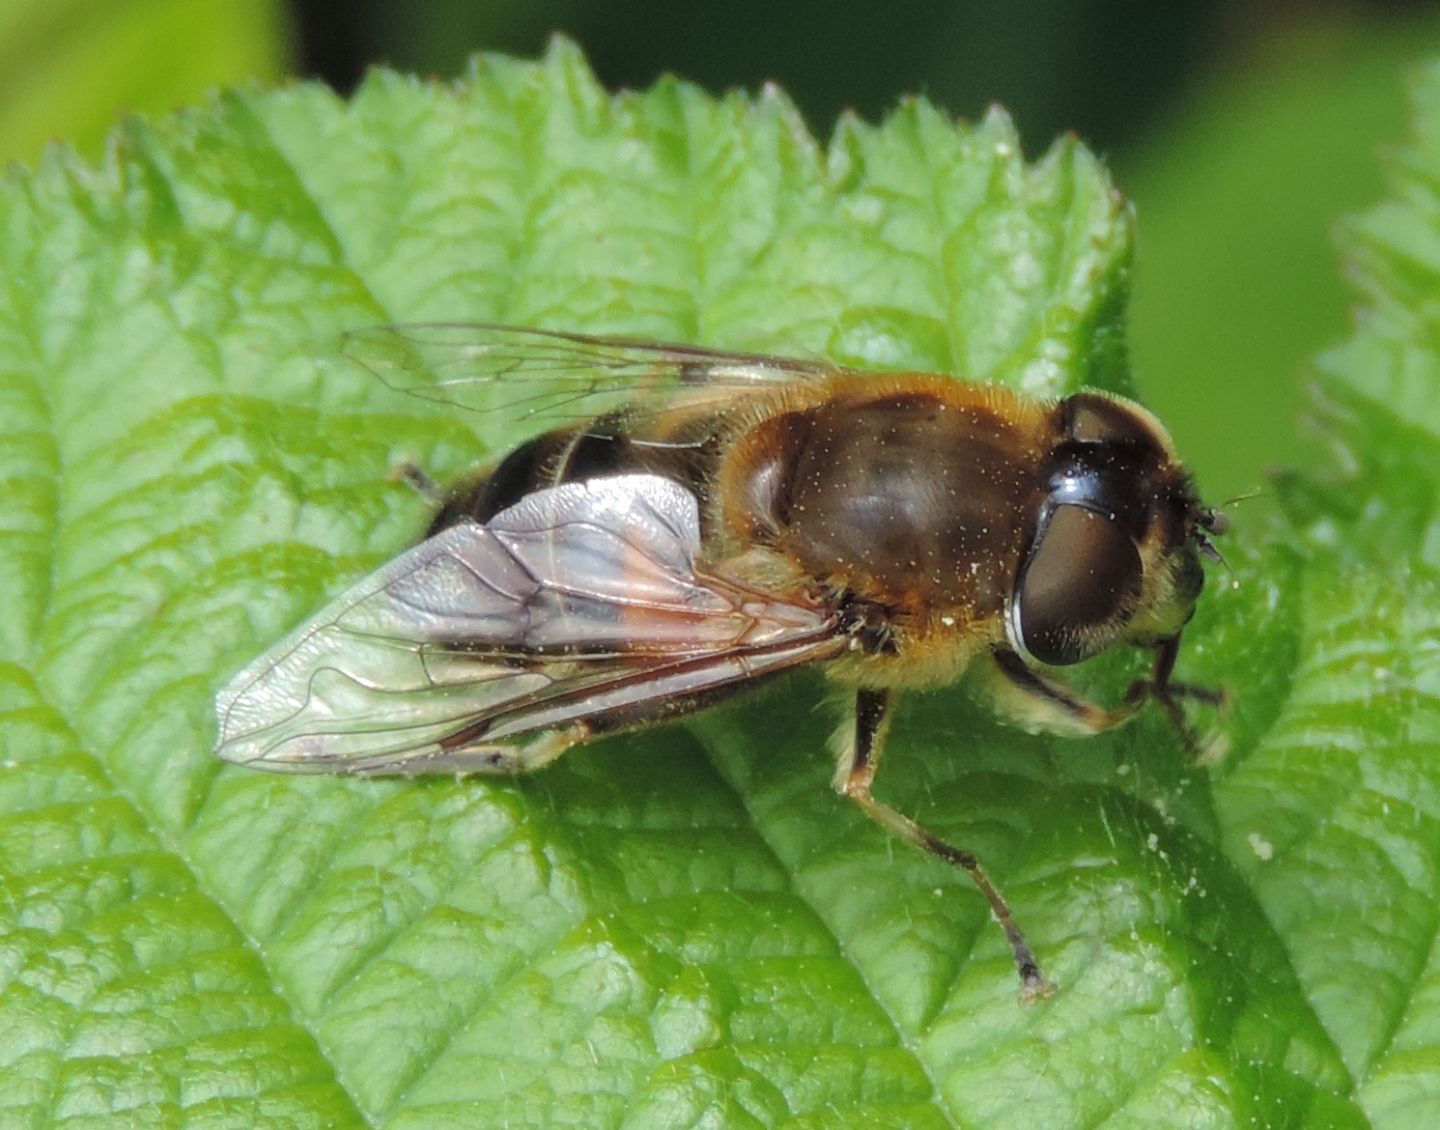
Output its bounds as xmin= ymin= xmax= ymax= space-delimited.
xmin=214 ymin=474 xmax=842 ymax=775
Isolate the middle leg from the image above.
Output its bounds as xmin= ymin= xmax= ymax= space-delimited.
xmin=833 ymin=687 xmax=1056 ymax=1000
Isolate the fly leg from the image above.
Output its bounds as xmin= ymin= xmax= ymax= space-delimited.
xmin=1116 ymin=635 xmax=1228 ymax=755
xmin=987 ymin=637 xmax=1226 ymax=755
xmin=834 ymin=688 xmax=1056 ymax=1001
xmin=389 ymin=459 xmax=444 ymax=503
xmin=988 ymin=649 xmax=1145 ymax=737
xmin=351 ymin=724 xmax=587 ymax=777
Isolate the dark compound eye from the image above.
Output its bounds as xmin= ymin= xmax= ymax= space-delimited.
xmin=1012 ymin=504 xmax=1143 ymax=665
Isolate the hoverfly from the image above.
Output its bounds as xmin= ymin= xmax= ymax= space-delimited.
xmin=214 ymin=323 xmax=1227 ymax=998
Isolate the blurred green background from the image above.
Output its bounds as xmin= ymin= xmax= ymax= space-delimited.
xmin=4 ymin=0 xmax=1439 ymax=499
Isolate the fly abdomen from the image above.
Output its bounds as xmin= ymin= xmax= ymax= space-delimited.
xmin=430 ymin=412 xmax=722 ymax=534
xmin=427 ymin=426 xmax=578 ymax=533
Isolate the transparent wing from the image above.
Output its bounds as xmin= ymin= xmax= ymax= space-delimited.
xmin=342 ymin=322 xmax=835 ymax=422
xmin=215 ymin=474 xmax=843 ymax=776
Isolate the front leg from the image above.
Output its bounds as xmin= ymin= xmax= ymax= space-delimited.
xmin=984 ymin=637 xmax=1225 ymax=753
xmin=834 ymin=688 xmax=1056 ymax=1001
xmin=1118 ymin=635 xmax=1228 ymax=755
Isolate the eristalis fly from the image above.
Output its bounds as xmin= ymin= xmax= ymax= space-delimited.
xmin=214 ymin=323 xmax=1228 ymax=999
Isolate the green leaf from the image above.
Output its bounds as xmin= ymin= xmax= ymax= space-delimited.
xmin=0 ymin=0 xmax=292 ymax=166
xmin=1123 ymin=12 xmax=1440 ymax=501
xmin=1276 ymin=60 xmax=1440 ymax=570
xmin=0 ymin=38 xmax=1434 ymax=1129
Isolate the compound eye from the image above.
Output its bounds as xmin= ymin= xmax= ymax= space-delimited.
xmin=1013 ymin=504 xmax=1144 ymax=665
